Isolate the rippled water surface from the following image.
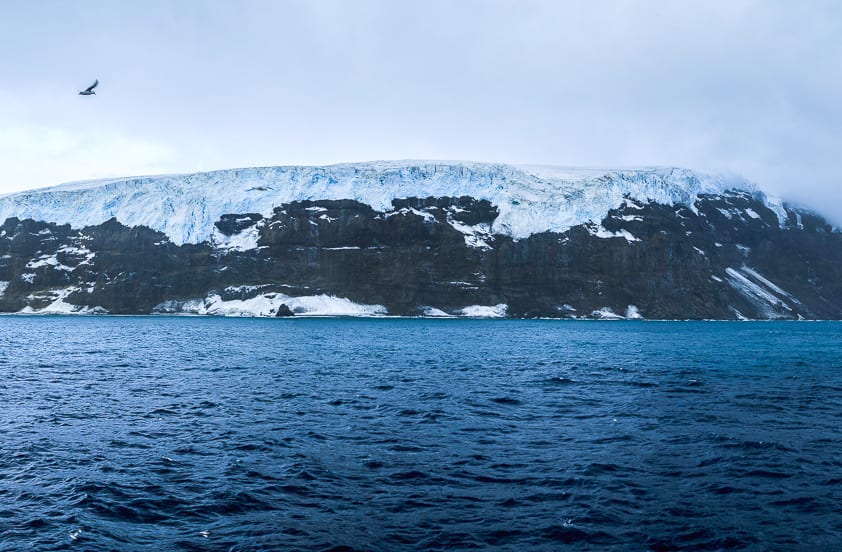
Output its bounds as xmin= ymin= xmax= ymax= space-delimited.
xmin=1 ymin=318 xmax=841 ymax=551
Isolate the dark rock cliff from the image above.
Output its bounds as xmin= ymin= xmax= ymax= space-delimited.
xmin=0 ymin=191 xmax=839 ymax=318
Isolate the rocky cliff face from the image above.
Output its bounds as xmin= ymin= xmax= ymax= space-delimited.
xmin=0 ymin=163 xmax=839 ymax=319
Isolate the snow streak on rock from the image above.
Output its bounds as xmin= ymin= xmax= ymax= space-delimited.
xmin=725 ymin=266 xmax=798 ymax=318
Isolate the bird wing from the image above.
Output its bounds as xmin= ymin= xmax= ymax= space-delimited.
xmin=84 ymin=80 xmax=99 ymax=93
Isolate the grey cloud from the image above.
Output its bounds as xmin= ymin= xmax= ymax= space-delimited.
xmin=1 ymin=0 xmax=840 ymax=223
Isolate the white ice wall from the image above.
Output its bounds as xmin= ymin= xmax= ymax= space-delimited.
xmin=0 ymin=161 xmax=770 ymax=245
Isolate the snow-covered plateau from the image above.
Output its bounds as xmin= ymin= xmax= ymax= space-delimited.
xmin=0 ymin=161 xmax=782 ymax=245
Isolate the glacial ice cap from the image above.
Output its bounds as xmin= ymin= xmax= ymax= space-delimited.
xmin=0 ymin=161 xmax=766 ymax=245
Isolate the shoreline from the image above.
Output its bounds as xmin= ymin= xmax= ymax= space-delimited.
xmin=0 ymin=312 xmax=836 ymax=322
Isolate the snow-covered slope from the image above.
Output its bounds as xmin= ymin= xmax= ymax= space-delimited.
xmin=0 ymin=161 xmax=780 ymax=245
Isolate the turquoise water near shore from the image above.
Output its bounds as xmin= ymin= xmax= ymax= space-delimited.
xmin=1 ymin=318 xmax=841 ymax=550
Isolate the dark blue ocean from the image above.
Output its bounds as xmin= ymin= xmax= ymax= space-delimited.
xmin=1 ymin=318 xmax=841 ymax=551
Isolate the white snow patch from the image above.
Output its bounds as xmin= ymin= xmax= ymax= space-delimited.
xmin=763 ymin=195 xmax=788 ymax=225
xmin=0 ymin=162 xmax=761 ymax=244
xmin=409 ymin=208 xmax=437 ymax=223
xmin=591 ymin=307 xmax=624 ymax=320
xmin=40 ymin=287 xmax=81 ymax=314
xmin=730 ymin=306 xmax=749 ymax=321
xmin=57 ymin=244 xmax=95 ymax=266
xmin=447 ymin=217 xmax=493 ymax=249
xmin=0 ymin=281 xmax=8 ymax=297
xmin=26 ymin=254 xmax=74 ymax=272
xmin=590 ymin=225 xmax=640 ymax=243
xmin=155 ymin=292 xmax=386 ymax=317
xmin=622 ymin=198 xmax=645 ymax=210
xmin=688 ymin=202 xmax=700 ymax=216
xmin=739 ymin=267 xmax=802 ymax=305
xmin=717 ymin=208 xmax=733 ymax=219
xmin=20 ymin=273 xmax=35 ymax=283
xmin=386 ymin=207 xmax=437 ymax=223
xmin=725 ymin=267 xmax=793 ymax=317
xmin=458 ymin=304 xmax=508 ymax=318
xmin=744 ymin=208 xmax=760 ymax=219
xmin=19 ymin=286 xmax=106 ymax=314
xmin=224 ymin=284 xmax=268 ymax=294
xmin=710 ymin=275 xmax=723 ymax=283
xmin=421 ymin=306 xmax=452 ymax=317
xmin=693 ymin=246 xmax=706 ymax=256
xmin=212 ymin=224 xmax=261 ymax=252
xmin=625 ymin=305 xmax=643 ymax=319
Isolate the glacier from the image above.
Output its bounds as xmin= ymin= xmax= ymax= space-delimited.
xmin=0 ymin=161 xmax=780 ymax=245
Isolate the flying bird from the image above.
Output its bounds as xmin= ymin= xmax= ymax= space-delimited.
xmin=79 ymin=80 xmax=98 ymax=96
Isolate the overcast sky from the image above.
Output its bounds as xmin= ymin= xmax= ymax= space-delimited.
xmin=1 ymin=0 xmax=840 ymax=222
